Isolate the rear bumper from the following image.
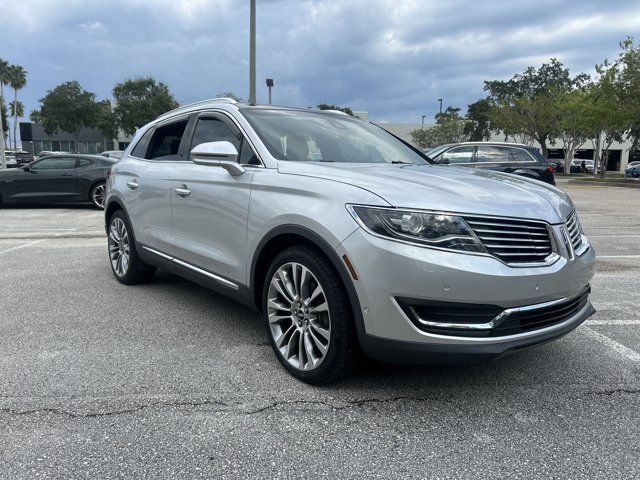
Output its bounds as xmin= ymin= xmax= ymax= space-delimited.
xmin=359 ymin=300 xmax=595 ymax=364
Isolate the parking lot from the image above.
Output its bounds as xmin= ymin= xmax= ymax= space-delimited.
xmin=0 ymin=182 xmax=638 ymax=479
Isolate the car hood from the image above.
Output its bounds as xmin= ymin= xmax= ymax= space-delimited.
xmin=277 ymin=162 xmax=573 ymax=223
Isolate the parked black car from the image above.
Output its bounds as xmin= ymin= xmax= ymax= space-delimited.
xmin=0 ymin=154 xmax=116 ymax=209
xmin=425 ymin=142 xmax=556 ymax=185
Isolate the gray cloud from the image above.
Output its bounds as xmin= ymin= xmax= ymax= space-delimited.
xmin=1 ymin=0 xmax=638 ymax=123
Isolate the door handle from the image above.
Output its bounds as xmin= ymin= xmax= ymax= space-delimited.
xmin=62 ymin=173 xmax=73 ymax=177
xmin=127 ymin=181 xmax=140 ymax=190
xmin=174 ymin=186 xmax=191 ymax=198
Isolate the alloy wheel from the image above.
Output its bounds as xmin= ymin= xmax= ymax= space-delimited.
xmin=267 ymin=262 xmax=331 ymax=371
xmin=108 ymin=217 xmax=130 ymax=277
xmin=92 ymin=183 xmax=106 ymax=208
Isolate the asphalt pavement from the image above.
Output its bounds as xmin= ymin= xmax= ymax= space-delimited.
xmin=0 ymin=184 xmax=638 ymax=479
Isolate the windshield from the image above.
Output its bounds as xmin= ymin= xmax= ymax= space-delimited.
xmin=242 ymin=109 xmax=429 ymax=164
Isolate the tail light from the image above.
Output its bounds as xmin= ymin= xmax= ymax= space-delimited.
xmin=106 ymin=168 xmax=112 ymax=179
xmin=547 ymin=166 xmax=554 ymax=173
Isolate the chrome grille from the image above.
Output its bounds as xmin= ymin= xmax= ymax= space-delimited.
xmin=463 ymin=216 xmax=553 ymax=265
xmin=566 ymin=211 xmax=583 ymax=251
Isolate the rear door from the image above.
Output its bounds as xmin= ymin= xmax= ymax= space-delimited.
xmin=170 ymin=111 xmax=257 ymax=285
xmin=15 ymin=156 xmax=79 ymax=201
xmin=473 ymin=145 xmax=512 ymax=173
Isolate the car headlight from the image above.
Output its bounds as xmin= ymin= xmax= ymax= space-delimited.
xmin=347 ymin=205 xmax=487 ymax=253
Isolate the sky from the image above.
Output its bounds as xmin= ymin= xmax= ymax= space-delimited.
xmin=1 ymin=0 xmax=639 ymax=124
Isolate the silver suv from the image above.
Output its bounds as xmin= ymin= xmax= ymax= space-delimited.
xmin=105 ymin=98 xmax=596 ymax=384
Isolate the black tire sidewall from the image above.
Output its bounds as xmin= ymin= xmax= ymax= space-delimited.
xmin=262 ymin=246 xmax=356 ymax=384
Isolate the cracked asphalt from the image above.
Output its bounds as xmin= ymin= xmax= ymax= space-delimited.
xmin=1 ymin=183 xmax=639 ymax=479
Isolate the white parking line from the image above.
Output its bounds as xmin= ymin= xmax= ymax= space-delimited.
xmin=0 ymin=229 xmax=81 ymax=255
xmin=0 ymin=239 xmax=45 ymax=256
xmin=587 ymin=319 xmax=640 ymax=326
xmin=597 ymin=255 xmax=640 ymax=259
xmin=582 ymin=326 xmax=640 ymax=362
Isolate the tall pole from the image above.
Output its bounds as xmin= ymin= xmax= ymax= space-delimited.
xmin=249 ymin=0 xmax=256 ymax=104
xmin=438 ymin=98 xmax=443 ymax=114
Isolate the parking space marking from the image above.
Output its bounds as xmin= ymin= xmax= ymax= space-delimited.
xmin=582 ymin=326 xmax=640 ymax=362
xmin=596 ymin=255 xmax=640 ymax=259
xmin=587 ymin=319 xmax=640 ymax=325
xmin=0 ymin=240 xmax=46 ymax=256
xmin=0 ymin=228 xmax=81 ymax=255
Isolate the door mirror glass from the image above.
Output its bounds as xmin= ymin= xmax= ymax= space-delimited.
xmin=190 ymin=141 xmax=245 ymax=176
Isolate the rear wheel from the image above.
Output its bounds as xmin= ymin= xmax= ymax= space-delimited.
xmin=263 ymin=246 xmax=357 ymax=384
xmin=90 ymin=182 xmax=106 ymax=209
xmin=107 ymin=210 xmax=156 ymax=284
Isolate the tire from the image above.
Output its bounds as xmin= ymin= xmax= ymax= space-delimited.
xmin=107 ymin=210 xmax=156 ymax=284
xmin=90 ymin=182 xmax=106 ymax=209
xmin=262 ymin=246 xmax=358 ymax=384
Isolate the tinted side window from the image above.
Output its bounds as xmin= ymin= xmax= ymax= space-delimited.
xmin=239 ymin=138 xmax=260 ymax=165
xmin=131 ymin=128 xmax=154 ymax=158
xmin=146 ymin=120 xmax=189 ymax=160
xmin=475 ymin=146 xmax=510 ymax=163
xmin=76 ymin=158 xmax=92 ymax=168
xmin=508 ymin=147 xmax=534 ymax=162
xmin=189 ymin=117 xmax=240 ymax=156
xmin=33 ymin=157 xmax=76 ymax=169
xmin=439 ymin=146 xmax=474 ymax=164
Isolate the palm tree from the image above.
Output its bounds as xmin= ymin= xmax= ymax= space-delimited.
xmin=0 ymin=58 xmax=8 ymax=168
xmin=8 ymin=64 xmax=27 ymax=153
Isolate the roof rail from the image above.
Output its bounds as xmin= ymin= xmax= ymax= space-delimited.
xmin=160 ymin=97 xmax=239 ymax=118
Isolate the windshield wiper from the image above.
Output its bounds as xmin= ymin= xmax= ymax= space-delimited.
xmin=391 ymin=160 xmax=410 ymax=164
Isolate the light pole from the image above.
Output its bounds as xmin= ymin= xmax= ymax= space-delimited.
xmin=266 ymin=78 xmax=274 ymax=104
xmin=437 ymin=98 xmax=443 ymax=114
xmin=249 ymin=0 xmax=256 ymax=104
xmin=421 ymin=115 xmax=426 ymax=129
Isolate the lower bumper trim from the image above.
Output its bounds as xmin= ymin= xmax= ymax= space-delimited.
xmin=359 ymin=301 xmax=595 ymax=364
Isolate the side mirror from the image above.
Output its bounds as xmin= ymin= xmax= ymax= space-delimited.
xmin=22 ymin=165 xmax=32 ymax=172
xmin=190 ymin=141 xmax=245 ymax=176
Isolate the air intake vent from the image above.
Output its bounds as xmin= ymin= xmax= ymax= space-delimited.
xmin=565 ymin=211 xmax=583 ymax=251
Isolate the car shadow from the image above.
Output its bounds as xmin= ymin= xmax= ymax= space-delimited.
xmin=146 ymin=269 xmax=582 ymax=392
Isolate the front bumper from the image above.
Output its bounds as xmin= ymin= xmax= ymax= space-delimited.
xmin=336 ymin=227 xmax=596 ymax=363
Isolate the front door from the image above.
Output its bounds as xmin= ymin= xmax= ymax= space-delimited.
xmin=171 ymin=112 xmax=255 ymax=286
xmin=16 ymin=157 xmax=79 ymax=202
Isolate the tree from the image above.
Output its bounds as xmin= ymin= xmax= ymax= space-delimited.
xmin=217 ymin=91 xmax=244 ymax=102
xmin=30 ymin=81 xmax=99 ymax=149
xmin=7 ymin=64 xmax=27 ymax=152
xmin=9 ymin=100 xmax=23 ymax=150
xmin=464 ymin=98 xmax=493 ymax=141
xmin=0 ymin=58 xmax=8 ymax=168
xmin=612 ymin=37 xmax=640 ymax=154
xmin=410 ymin=106 xmax=469 ymax=148
xmin=317 ymin=104 xmax=356 ymax=116
xmin=584 ymin=60 xmax=628 ymax=178
xmin=113 ymin=77 xmax=179 ymax=135
xmin=95 ymin=100 xmax=118 ymax=145
xmin=553 ymin=88 xmax=591 ymax=174
xmin=485 ymin=59 xmax=588 ymax=158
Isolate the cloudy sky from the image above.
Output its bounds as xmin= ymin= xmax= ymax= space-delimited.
xmin=1 ymin=0 xmax=638 ymax=124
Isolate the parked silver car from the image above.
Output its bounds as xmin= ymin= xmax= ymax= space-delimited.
xmin=105 ymin=98 xmax=596 ymax=384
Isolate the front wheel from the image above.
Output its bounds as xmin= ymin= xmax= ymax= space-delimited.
xmin=262 ymin=246 xmax=358 ymax=384
xmin=107 ymin=210 xmax=156 ymax=284
xmin=90 ymin=182 xmax=106 ymax=209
